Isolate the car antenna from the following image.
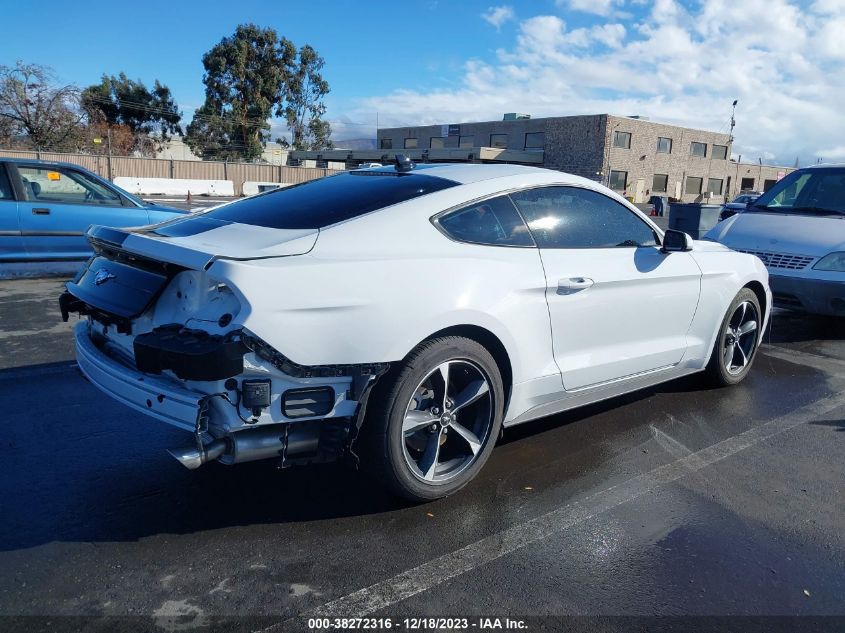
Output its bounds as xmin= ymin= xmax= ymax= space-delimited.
xmin=394 ymin=154 xmax=415 ymax=173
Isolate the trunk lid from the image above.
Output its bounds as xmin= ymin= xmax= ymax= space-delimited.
xmin=64 ymin=220 xmax=317 ymax=322
xmin=89 ymin=218 xmax=319 ymax=270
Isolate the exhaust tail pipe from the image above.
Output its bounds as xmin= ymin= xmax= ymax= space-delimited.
xmin=168 ymin=422 xmax=322 ymax=469
xmin=168 ymin=438 xmax=228 ymax=470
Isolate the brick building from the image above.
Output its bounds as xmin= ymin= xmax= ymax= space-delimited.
xmin=290 ymin=113 xmax=794 ymax=203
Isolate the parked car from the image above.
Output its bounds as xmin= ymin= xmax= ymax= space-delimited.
xmin=0 ymin=158 xmax=184 ymax=261
xmin=719 ymin=192 xmax=761 ymax=221
xmin=61 ymin=160 xmax=770 ymax=501
xmin=706 ymin=165 xmax=844 ymax=316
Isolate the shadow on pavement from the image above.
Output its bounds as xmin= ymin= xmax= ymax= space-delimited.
xmin=768 ymin=310 xmax=844 ymax=344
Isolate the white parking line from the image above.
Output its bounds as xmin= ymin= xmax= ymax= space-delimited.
xmin=649 ymin=424 xmax=706 ymax=469
xmin=264 ymin=391 xmax=845 ymax=627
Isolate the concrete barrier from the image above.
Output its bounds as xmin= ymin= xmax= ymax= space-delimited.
xmin=242 ymin=181 xmax=293 ymax=196
xmin=114 ymin=177 xmax=235 ymax=197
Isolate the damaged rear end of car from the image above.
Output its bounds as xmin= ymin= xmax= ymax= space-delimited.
xmin=60 ymin=219 xmax=388 ymax=472
xmin=58 ymin=166 xmax=465 ymax=483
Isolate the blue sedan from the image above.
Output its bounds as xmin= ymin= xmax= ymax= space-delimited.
xmin=0 ymin=158 xmax=184 ymax=261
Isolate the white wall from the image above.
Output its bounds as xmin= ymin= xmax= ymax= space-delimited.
xmin=242 ymin=181 xmax=292 ymax=196
xmin=114 ymin=177 xmax=235 ymax=197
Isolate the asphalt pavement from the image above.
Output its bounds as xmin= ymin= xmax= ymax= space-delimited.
xmin=0 ymin=277 xmax=843 ymax=632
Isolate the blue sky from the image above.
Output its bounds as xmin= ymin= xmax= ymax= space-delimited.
xmin=3 ymin=0 xmax=844 ymax=164
xmin=2 ymin=0 xmax=562 ymax=133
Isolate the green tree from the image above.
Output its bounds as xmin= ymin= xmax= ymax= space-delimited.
xmin=280 ymin=45 xmax=332 ymax=150
xmin=0 ymin=62 xmax=86 ymax=151
xmin=186 ymin=24 xmax=296 ymax=161
xmin=81 ymin=73 xmax=181 ymax=154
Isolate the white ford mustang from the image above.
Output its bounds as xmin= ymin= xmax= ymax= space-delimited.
xmin=61 ymin=160 xmax=771 ymax=501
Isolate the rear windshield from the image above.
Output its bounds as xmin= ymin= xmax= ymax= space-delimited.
xmin=183 ymin=171 xmax=459 ymax=230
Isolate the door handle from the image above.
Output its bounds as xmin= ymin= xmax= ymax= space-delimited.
xmin=557 ymin=277 xmax=594 ymax=294
xmin=32 ymin=208 xmax=50 ymax=215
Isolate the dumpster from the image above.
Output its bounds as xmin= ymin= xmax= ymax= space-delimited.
xmin=668 ymin=203 xmax=721 ymax=239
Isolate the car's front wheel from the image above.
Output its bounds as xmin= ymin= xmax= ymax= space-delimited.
xmin=707 ymin=288 xmax=762 ymax=386
xmin=361 ymin=336 xmax=504 ymax=501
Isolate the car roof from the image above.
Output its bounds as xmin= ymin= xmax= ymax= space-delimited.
xmin=0 ymin=157 xmax=94 ymax=171
xmin=359 ymin=162 xmax=591 ymax=186
xmin=805 ymin=163 xmax=845 ymax=170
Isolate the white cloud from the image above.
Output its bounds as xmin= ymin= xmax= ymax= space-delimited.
xmin=590 ymin=23 xmax=627 ymax=48
xmin=811 ymin=0 xmax=845 ymax=12
xmin=817 ymin=146 xmax=845 ymax=160
xmin=482 ymin=5 xmax=515 ymax=30
xmin=556 ymin=0 xmax=621 ymax=17
xmin=350 ymin=0 xmax=845 ymax=164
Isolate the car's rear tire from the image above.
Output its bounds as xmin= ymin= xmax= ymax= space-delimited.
xmin=360 ymin=336 xmax=504 ymax=502
xmin=706 ymin=288 xmax=762 ymax=386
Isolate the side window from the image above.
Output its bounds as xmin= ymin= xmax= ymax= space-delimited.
xmin=509 ymin=186 xmax=658 ymax=249
xmin=437 ymin=195 xmax=534 ymax=247
xmin=0 ymin=166 xmax=13 ymax=200
xmin=17 ymin=166 xmax=121 ymax=206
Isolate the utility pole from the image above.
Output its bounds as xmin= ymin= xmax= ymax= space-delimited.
xmin=725 ymin=100 xmax=737 ymax=200
xmin=106 ymin=125 xmax=113 ymax=181
xmin=729 ymin=100 xmax=737 ymax=146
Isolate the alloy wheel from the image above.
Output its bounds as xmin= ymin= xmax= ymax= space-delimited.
xmin=723 ymin=300 xmax=759 ymax=376
xmin=401 ymin=359 xmax=494 ymax=484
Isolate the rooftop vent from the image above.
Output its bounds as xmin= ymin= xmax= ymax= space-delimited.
xmin=503 ymin=113 xmax=531 ymax=121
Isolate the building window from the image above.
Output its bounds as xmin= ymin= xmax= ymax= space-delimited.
xmin=740 ymin=177 xmax=756 ymax=191
xmin=613 ymin=131 xmax=631 ymax=149
xmin=763 ymin=179 xmax=777 ymax=192
xmin=459 ymin=135 xmax=474 ymax=148
xmin=379 ymin=138 xmax=392 ymax=150
xmin=712 ymin=144 xmax=728 ymax=160
xmin=524 ymin=132 xmax=545 ymax=150
xmin=430 ymin=137 xmax=445 ymax=149
xmin=690 ymin=142 xmax=707 ymax=157
xmin=686 ymin=176 xmax=703 ymax=195
xmin=609 ymin=170 xmax=628 ymax=191
xmin=657 ymin=137 xmax=672 ymax=154
xmin=652 ymin=173 xmax=669 ymax=193
xmin=404 ymin=138 xmax=418 ymax=149
xmin=707 ymin=178 xmax=724 ymax=195
xmin=489 ymin=134 xmax=508 ymax=149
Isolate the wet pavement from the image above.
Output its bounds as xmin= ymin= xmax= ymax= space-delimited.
xmin=0 ymin=277 xmax=843 ymax=631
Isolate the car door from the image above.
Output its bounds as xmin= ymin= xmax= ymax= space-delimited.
xmin=15 ymin=163 xmax=151 ymax=260
xmin=0 ymin=162 xmax=26 ymax=260
xmin=510 ymin=185 xmax=702 ymax=391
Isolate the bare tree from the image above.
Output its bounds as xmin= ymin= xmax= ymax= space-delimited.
xmin=0 ymin=61 xmax=86 ymax=150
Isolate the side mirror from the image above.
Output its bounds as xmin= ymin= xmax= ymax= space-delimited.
xmin=662 ymin=229 xmax=693 ymax=253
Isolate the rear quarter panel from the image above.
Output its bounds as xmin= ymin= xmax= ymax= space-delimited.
xmin=207 ymin=183 xmax=560 ymax=387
